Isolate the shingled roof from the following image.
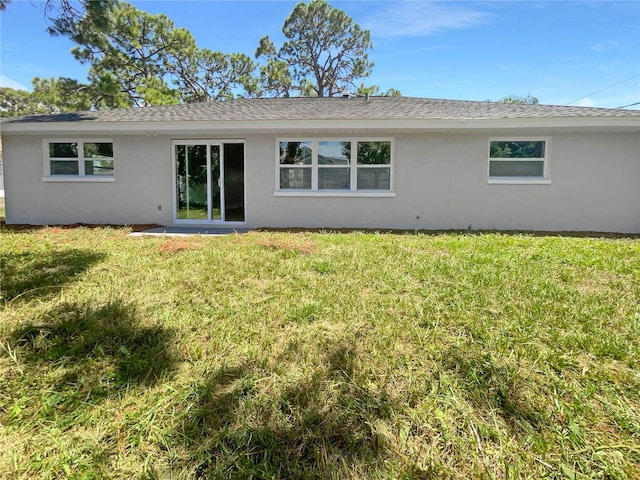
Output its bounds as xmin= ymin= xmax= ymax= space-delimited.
xmin=4 ymin=96 xmax=640 ymax=124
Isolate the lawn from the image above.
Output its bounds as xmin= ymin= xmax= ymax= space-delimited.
xmin=0 ymin=223 xmax=639 ymax=479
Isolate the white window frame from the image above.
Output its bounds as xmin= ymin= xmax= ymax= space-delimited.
xmin=43 ymin=138 xmax=115 ymax=182
xmin=274 ymin=137 xmax=395 ymax=197
xmin=487 ymin=137 xmax=551 ymax=185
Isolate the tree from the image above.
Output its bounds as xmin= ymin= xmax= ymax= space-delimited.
xmin=498 ymin=94 xmax=539 ymax=105
xmin=357 ymin=84 xmax=401 ymax=97
xmin=1 ymin=1 xmax=117 ymax=40
xmin=256 ymin=0 xmax=374 ymax=97
xmin=31 ymin=77 xmax=93 ymax=113
xmin=44 ymin=0 xmax=117 ymax=37
xmin=0 ymin=87 xmax=43 ymax=117
xmin=170 ymin=49 xmax=258 ymax=102
xmin=65 ymin=2 xmax=256 ymax=106
xmin=0 ymin=78 xmax=96 ymax=117
xmin=68 ymin=2 xmax=193 ymax=107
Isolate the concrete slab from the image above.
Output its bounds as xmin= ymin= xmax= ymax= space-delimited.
xmin=129 ymin=226 xmax=252 ymax=237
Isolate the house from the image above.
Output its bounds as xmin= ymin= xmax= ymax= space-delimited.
xmin=1 ymin=96 xmax=639 ymax=233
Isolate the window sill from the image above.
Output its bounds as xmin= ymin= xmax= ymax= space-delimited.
xmin=274 ymin=191 xmax=396 ymax=198
xmin=487 ymin=178 xmax=551 ymax=185
xmin=43 ymin=176 xmax=115 ymax=183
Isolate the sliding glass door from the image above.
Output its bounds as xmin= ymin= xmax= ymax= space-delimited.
xmin=174 ymin=141 xmax=244 ymax=223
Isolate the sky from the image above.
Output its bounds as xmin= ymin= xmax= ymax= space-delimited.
xmin=1 ymin=0 xmax=639 ymax=109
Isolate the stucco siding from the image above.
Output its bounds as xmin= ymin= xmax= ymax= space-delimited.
xmin=3 ymin=130 xmax=639 ymax=232
xmin=3 ymin=135 xmax=174 ymax=225
xmin=249 ymin=132 xmax=639 ymax=233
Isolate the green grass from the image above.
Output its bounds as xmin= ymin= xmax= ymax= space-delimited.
xmin=1 ymin=224 xmax=639 ymax=479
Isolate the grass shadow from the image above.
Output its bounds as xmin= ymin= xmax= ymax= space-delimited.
xmin=0 ymin=249 xmax=106 ymax=301
xmin=6 ymin=299 xmax=177 ymax=410
xmin=442 ymin=346 xmax=548 ymax=435
xmin=175 ymin=342 xmax=396 ymax=479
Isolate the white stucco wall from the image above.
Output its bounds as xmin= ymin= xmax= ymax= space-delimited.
xmin=3 ymin=135 xmax=174 ymax=225
xmin=3 ymin=130 xmax=639 ymax=232
xmin=246 ymin=131 xmax=639 ymax=233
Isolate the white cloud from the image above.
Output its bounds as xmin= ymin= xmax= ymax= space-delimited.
xmin=363 ymin=1 xmax=490 ymax=38
xmin=0 ymin=75 xmax=29 ymax=91
xmin=577 ymin=98 xmax=595 ymax=107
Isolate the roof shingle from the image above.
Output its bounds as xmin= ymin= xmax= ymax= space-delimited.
xmin=3 ymin=96 xmax=640 ymax=124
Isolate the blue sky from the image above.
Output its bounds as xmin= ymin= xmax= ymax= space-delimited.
xmin=1 ymin=0 xmax=639 ymax=108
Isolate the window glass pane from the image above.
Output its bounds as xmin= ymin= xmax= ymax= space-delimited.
xmin=280 ymin=141 xmax=311 ymax=165
xmin=49 ymin=142 xmax=78 ymax=158
xmin=490 ymin=141 xmax=545 ymax=158
xmin=280 ymin=167 xmax=311 ymax=189
xmin=357 ymin=141 xmax=391 ymax=165
xmin=357 ymin=167 xmax=390 ymax=190
xmin=318 ymin=167 xmax=350 ymax=190
xmin=318 ymin=141 xmax=350 ymax=165
xmin=50 ymin=160 xmax=79 ymax=175
xmin=210 ymin=145 xmax=221 ymax=220
xmin=84 ymin=142 xmax=113 ymax=158
xmin=489 ymin=160 xmax=544 ymax=177
xmin=175 ymin=144 xmax=208 ymax=219
xmin=224 ymin=143 xmax=245 ymax=222
xmin=85 ymin=160 xmax=114 ymax=176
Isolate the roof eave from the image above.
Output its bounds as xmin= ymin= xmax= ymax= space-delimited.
xmin=2 ymin=116 xmax=638 ymax=135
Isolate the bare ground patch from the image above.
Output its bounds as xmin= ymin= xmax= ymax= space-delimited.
xmin=157 ymin=239 xmax=203 ymax=253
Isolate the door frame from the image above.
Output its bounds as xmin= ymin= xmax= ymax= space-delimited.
xmin=171 ymin=139 xmax=247 ymax=225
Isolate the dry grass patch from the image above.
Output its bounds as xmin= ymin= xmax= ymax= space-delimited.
xmin=157 ymin=238 xmax=203 ymax=253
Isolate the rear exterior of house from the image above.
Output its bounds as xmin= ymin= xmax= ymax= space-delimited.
xmin=2 ymin=97 xmax=639 ymax=232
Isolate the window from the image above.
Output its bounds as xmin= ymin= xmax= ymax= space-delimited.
xmin=279 ymin=141 xmax=312 ymax=189
xmin=44 ymin=139 xmax=114 ymax=180
xmin=277 ymin=139 xmax=393 ymax=194
xmin=356 ymin=141 xmax=392 ymax=190
xmin=488 ymin=138 xmax=549 ymax=183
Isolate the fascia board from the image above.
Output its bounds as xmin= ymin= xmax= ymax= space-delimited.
xmin=2 ymin=116 xmax=639 ymax=135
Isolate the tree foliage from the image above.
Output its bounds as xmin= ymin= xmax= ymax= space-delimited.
xmin=490 ymin=141 xmax=544 ymax=158
xmin=357 ymin=84 xmax=401 ymax=97
xmin=0 ymin=78 xmax=94 ymax=117
xmin=170 ymin=49 xmax=258 ymax=102
xmin=256 ymin=0 xmax=374 ymax=97
xmin=0 ymin=87 xmax=40 ymax=117
xmin=69 ymin=3 xmax=193 ymax=107
xmin=31 ymin=77 xmax=94 ymax=113
xmin=44 ymin=0 xmax=117 ymax=36
xmin=62 ymin=2 xmax=256 ymax=106
xmin=6 ymin=0 xmax=396 ymax=113
xmin=498 ymin=94 xmax=539 ymax=105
